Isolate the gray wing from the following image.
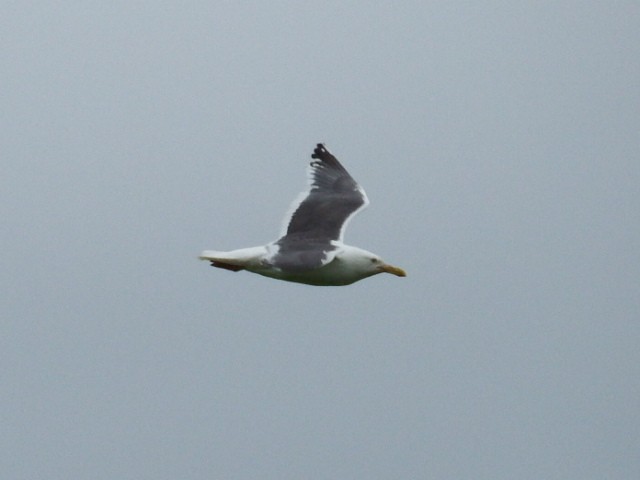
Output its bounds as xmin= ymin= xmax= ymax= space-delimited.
xmin=281 ymin=143 xmax=369 ymax=243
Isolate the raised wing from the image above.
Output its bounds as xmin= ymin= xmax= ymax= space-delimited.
xmin=280 ymin=143 xmax=369 ymax=243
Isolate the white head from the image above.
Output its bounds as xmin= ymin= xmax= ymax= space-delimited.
xmin=337 ymin=245 xmax=406 ymax=280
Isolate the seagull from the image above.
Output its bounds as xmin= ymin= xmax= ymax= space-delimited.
xmin=199 ymin=143 xmax=406 ymax=286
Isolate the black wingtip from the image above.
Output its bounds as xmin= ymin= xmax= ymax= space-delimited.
xmin=311 ymin=143 xmax=328 ymax=160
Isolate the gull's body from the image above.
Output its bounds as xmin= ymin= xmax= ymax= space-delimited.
xmin=200 ymin=144 xmax=405 ymax=286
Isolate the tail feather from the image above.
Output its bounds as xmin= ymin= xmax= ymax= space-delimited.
xmin=209 ymin=261 xmax=245 ymax=272
xmin=199 ymin=246 xmax=268 ymax=272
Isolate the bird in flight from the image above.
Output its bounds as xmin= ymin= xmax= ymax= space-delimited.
xmin=200 ymin=143 xmax=406 ymax=286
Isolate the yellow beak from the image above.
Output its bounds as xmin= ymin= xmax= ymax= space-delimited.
xmin=379 ymin=263 xmax=407 ymax=277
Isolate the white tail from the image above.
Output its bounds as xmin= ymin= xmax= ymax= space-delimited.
xmin=199 ymin=246 xmax=269 ymax=271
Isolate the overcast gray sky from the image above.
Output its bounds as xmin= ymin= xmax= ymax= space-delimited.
xmin=2 ymin=2 xmax=639 ymax=479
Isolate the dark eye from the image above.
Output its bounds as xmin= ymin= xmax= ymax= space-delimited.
xmin=370 ymin=258 xmax=377 ymax=263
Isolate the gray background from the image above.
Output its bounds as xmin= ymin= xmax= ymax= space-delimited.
xmin=3 ymin=2 xmax=639 ymax=479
